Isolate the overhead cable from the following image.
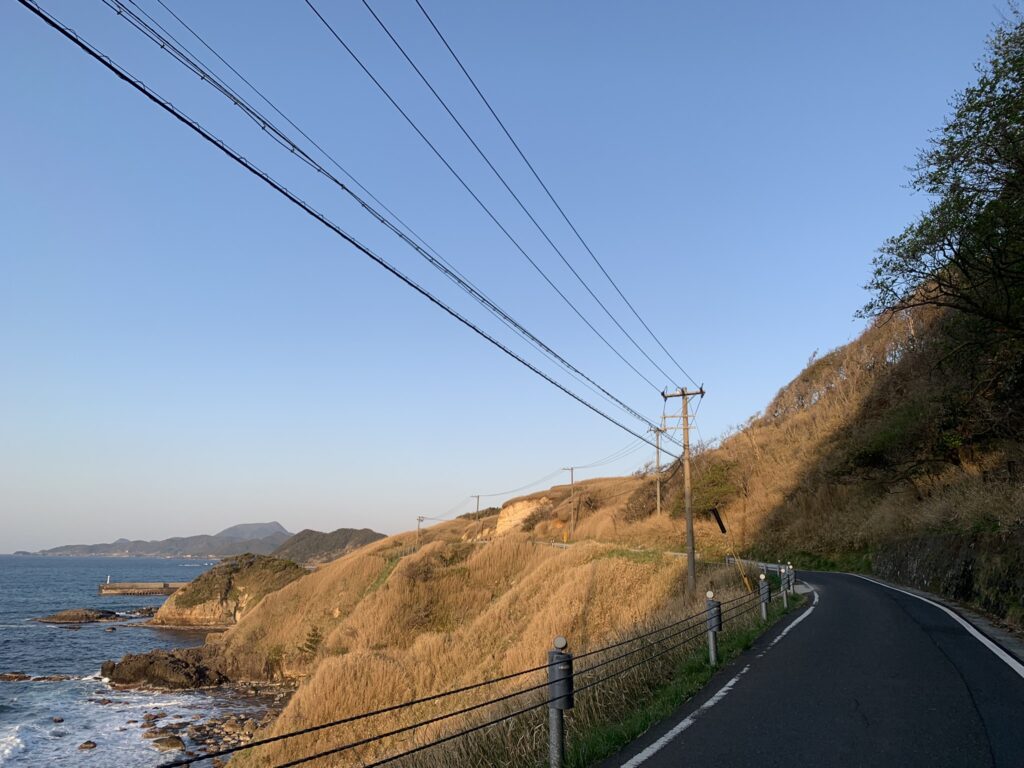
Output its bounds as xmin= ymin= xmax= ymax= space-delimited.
xmin=360 ymin=0 xmax=684 ymax=390
xmin=103 ymin=0 xmax=662 ymax=436
xmin=302 ymin=0 xmax=664 ymax=393
xmin=14 ymin=0 xmax=676 ymax=462
xmin=413 ymin=0 xmax=700 ymax=388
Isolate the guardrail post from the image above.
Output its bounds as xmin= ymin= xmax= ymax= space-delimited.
xmin=787 ymin=561 xmax=795 ymax=593
xmin=548 ymin=636 xmax=574 ymax=768
xmin=705 ymin=591 xmax=722 ymax=666
xmin=779 ymin=568 xmax=789 ymax=608
xmin=758 ymin=573 xmax=769 ymax=621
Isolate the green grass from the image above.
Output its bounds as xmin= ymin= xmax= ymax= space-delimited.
xmin=564 ymin=593 xmax=804 ymax=768
xmin=785 ymin=550 xmax=872 ymax=573
xmin=363 ymin=553 xmax=403 ymax=596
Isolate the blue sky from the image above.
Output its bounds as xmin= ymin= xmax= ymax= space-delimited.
xmin=0 ymin=1 xmax=1003 ymax=550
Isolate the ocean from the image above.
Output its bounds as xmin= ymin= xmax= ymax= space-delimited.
xmin=0 ymin=555 xmax=255 ymax=766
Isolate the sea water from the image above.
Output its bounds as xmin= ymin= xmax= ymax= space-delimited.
xmin=0 ymin=555 xmax=253 ymax=766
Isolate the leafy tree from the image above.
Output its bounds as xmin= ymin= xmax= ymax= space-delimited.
xmin=861 ymin=13 xmax=1024 ymax=336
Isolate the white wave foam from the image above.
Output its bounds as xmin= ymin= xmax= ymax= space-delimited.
xmin=0 ymin=727 xmax=25 ymax=764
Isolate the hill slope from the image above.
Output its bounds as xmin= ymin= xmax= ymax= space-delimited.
xmin=150 ymin=554 xmax=306 ymax=627
xmin=272 ymin=527 xmax=385 ymax=565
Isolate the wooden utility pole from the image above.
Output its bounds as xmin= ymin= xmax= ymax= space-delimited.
xmin=416 ymin=515 xmax=425 ymax=550
xmin=650 ymin=425 xmax=665 ymax=515
xmin=662 ymin=387 xmax=705 ymax=593
xmin=472 ymin=495 xmax=484 ymax=538
xmin=562 ymin=467 xmax=576 ymax=540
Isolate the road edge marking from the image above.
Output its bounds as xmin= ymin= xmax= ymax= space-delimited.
xmin=616 ymin=665 xmax=750 ymax=768
xmin=849 ymin=573 xmax=1024 ymax=680
xmin=618 ymin=586 xmax=819 ymax=767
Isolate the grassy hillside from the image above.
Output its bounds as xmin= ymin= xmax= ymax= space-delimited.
xmin=151 ymin=554 xmax=306 ymax=627
xmin=657 ymin=306 xmax=1023 ymax=625
xmin=165 ymin=504 xmax=747 ymax=766
xmin=272 ymin=527 xmax=385 ymax=565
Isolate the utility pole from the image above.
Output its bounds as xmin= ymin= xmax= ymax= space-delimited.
xmin=562 ymin=467 xmax=576 ymax=540
xmin=662 ymin=386 xmax=705 ymax=593
xmin=650 ymin=425 xmax=666 ymax=515
xmin=416 ymin=515 xmax=425 ymax=550
xmin=472 ymin=495 xmax=484 ymax=539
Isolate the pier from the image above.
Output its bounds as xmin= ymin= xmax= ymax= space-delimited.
xmin=98 ymin=581 xmax=188 ymax=596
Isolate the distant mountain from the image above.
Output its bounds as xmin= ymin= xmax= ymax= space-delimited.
xmin=215 ymin=521 xmax=291 ymax=541
xmin=38 ymin=522 xmax=294 ymax=558
xmin=272 ymin=527 xmax=385 ymax=565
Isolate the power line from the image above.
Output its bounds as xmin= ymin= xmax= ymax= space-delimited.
xmin=301 ymin=0 xmax=665 ymax=394
xmin=477 ymin=469 xmax=566 ymax=499
xmin=359 ymin=0 xmax=684 ymax=390
xmin=15 ymin=0 xmax=676 ymax=458
xmin=412 ymin=0 xmax=700 ymax=389
xmin=103 ymin=0 xmax=662 ymax=436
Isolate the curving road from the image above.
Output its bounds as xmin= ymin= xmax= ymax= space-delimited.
xmin=599 ymin=571 xmax=1024 ymax=768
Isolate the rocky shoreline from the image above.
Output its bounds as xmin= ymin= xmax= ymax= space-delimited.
xmin=107 ymin=684 xmax=294 ymax=761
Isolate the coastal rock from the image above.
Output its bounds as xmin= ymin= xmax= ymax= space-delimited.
xmin=35 ymin=608 xmax=121 ymax=624
xmin=0 ymin=672 xmax=30 ymax=682
xmin=149 ymin=554 xmax=305 ymax=628
xmin=32 ymin=674 xmax=73 ymax=682
xmin=78 ymin=740 xmax=97 ymax=750
xmin=101 ymin=649 xmax=228 ymax=689
xmin=152 ymin=735 xmax=185 ymax=752
xmin=53 ymin=716 xmax=64 ymax=723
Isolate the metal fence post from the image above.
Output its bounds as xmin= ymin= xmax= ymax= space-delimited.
xmin=548 ymin=636 xmax=574 ymax=768
xmin=780 ymin=567 xmax=788 ymax=608
xmin=787 ymin=561 xmax=795 ymax=593
xmin=705 ymin=591 xmax=722 ymax=666
xmin=758 ymin=573 xmax=769 ymax=621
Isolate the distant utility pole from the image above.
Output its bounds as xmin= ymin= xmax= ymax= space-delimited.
xmin=416 ymin=515 xmax=425 ymax=550
xmin=650 ymin=425 xmax=666 ymax=515
xmin=662 ymin=386 xmax=705 ymax=593
xmin=562 ymin=467 xmax=577 ymax=540
xmin=472 ymin=495 xmax=484 ymax=539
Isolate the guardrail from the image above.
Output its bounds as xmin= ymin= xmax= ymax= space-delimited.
xmin=157 ymin=565 xmax=799 ymax=768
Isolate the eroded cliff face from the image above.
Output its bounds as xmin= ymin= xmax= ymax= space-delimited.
xmin=495 ymin=496 xmax=552 ymax=535
xmin=150 ymin=554 xmax=306 ymax=628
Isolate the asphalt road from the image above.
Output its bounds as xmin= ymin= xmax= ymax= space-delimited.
xmin=598 ymin=571 xmax=1024 ymax=768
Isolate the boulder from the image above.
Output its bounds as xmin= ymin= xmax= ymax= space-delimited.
xmin=78 ymin=740 xmax=97 ymax=750
xmin=101 ymin=649 xmax=228 ymax=690
xmin=152 ymin=735 xmax=185 ymax=752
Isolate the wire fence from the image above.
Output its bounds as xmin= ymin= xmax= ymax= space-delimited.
xmin=156 ymin=574 xmax=793 ymax=768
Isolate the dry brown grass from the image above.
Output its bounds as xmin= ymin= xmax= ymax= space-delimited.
xmin=227 ymin=545 xmax=743 ymax=767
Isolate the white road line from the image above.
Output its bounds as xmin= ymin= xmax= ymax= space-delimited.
xmin=619 ymin=587 xmax=819 ymax=766
xmin=758 ymin=585 xmax=818 ymax=657
xmin=617 ymin=665 xmax=751 ymax=768
xmin=849 ymin=574 xmax=1024 ymax=680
